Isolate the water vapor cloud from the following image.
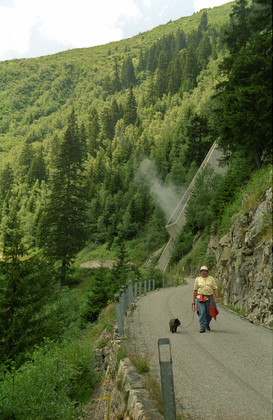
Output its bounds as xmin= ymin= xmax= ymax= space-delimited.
xmin=138 ymin=158 xmax=185 ymax=221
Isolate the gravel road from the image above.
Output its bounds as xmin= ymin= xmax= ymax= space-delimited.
xmin=127 ymin=279 xmax=272 ymax=420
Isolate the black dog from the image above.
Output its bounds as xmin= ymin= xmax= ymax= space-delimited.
xmin=169 ymin=318 xmax=181 ymax=333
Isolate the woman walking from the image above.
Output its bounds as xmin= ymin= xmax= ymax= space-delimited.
xmin=192 ymin=266 xmax=219 ymax=333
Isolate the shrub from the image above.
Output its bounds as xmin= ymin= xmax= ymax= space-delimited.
xmin=0 ymin=334 xmax=98 ymax=419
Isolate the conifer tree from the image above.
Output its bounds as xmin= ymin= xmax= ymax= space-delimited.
xmin=87 ymin=107 xmax=100 ymax=156
xmin=146 ymin=44 xmax=157 ymax=72
xmin=121 ymin=57 xmax=136 ymax=89
xmin=100 ymin=106 xmax=115 ymax=140
xmin=146 ymin=74 xmax=156 ymax=106
xmin=124 ymin=84 xmax=137 ymax=126
xmin=224 ymin=0 xmax=250 ymax=54
xmin=0 ymin=163 xmax=14 ymax=201
xmin=111 ymin=99 xmax=122 ymax=126
xmin=197 ymin=33 xmax=212 ymax=69
xmin=19 ymin=139 xmax=34 ymax=181
xmin=168 ymin=53 xmax=182 ymax=95
xmin=215 ymin=0 xmax=272 ymax=167
xmin=182 ymin=41 xmax=199 ymax=91
xmin=0 ymin=197 xmax=56 ymax=365
xmin=184 ymin=113 xmax=212 ymax=166
xmin=156 ymin=51 xmax=169 ymax=98
xmin=175 ymin=28 xmax=187 ymax=51
xmin=197 ymin=11 xmax=208 ymax=44
xmin=38 ymin=109 xmax=87 ymax=286
xmin=112 ymin=58 xmax=121 ymax=92
xmin=26 ymin=147 xmax=47 ymax=186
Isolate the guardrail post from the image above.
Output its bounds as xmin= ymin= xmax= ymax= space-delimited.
xmin=125 ymin=282 xmax=129 ymax=311
xmin=120 ymin=287 xmax=125 ymax=318
xmin=144 ymin=279 xmax=147 ymax=295
xmin=138 ymin=280 xmax=142 ymax=297
xmin=134 ymin=281 xmax=138 ymax=299
xmin=128 ymin=279 xmax=133 ymax=305
xmin=158 ymin=338 xmax=176 ymax=419
xmin=115 ymin=293 xmax=124 ymax=337
xmin=148 ymin=278 xmax=151 ymax=292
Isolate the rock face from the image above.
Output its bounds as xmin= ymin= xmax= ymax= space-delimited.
xmin=85 ymin=323 xmax=163 ymax=420
xmin=207 ymin=187 xmax=272 ymax=327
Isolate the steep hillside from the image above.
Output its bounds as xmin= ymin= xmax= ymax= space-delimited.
xmin=0 ymin=2 xmax=234 ymax=158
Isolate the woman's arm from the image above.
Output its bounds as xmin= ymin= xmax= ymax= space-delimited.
xmin=213 ymin=288 xmax=219 ymax=303
xmin=193 ymin=290 xmax=197 ymax=304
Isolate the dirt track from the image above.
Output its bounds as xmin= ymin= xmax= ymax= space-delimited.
xmin=80 ymin=260 xmax=116 ymax=268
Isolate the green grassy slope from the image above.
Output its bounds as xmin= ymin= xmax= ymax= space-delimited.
xmin=0 ymin=1 xmax=234 ymax=162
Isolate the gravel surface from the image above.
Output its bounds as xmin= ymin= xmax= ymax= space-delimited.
xmin=127 ymin=279 xmax=272 ymax=420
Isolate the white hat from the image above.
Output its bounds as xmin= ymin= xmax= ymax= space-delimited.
xmin=200 ymin=265 xmax=208 ymax=271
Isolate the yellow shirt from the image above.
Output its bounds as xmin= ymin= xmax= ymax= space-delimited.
xmin=193 ymin=275 xmax=217 ymax=297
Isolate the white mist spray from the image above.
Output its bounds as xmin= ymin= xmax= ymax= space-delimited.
xmin=137 ymin=158 xmax=185 ymax=221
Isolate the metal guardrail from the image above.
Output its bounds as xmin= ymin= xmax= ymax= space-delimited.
xmin=114 ymin=275 xmax=176 ymax=337
xmin=158 ymin=338 xmax=177 ymax=420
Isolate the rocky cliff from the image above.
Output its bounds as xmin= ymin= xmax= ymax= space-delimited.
xmin=207 ymin=186 xmax=272 ymax=327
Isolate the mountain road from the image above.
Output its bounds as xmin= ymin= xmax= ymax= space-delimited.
xmin=127 ymin=279 xmax=272 ymax=420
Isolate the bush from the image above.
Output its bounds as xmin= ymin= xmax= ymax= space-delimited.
xmin=0 ymin=334 xmax=98 ymax=419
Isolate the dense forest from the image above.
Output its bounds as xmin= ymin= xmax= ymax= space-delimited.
xmin=0 ymin=0 xmax=272 ymax=418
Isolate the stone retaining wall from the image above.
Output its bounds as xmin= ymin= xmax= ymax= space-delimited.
xmin=85 ymin=323 xmax=163 ymax=420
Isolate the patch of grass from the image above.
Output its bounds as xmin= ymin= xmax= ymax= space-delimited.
xmin=224 ymin=304 xmax=247 ymax=318
xmin=259 ymin=213 xmax=272 ymax=244
xmin=115 ymin=346 xmax=128 ymax=372
xmin=128 ymin=353 xmax=150 ymax=374
xmin=241 ymin=165 xmax=272 ymax=213
xmin=89 ymin=303 xmax=116 ymax=342
xmin=144 ymin=373 xmax=163 ymax=414
xmin=75 ymin=243 xmax=115 ymax=266
xmin=176 ymin=234 xmax=211 ymax=275
xmin=220 ymin=164 xmax=272 ymax=236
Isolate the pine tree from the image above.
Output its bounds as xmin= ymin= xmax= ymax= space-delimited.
xmin=19 ymin=139 xmax=34 ymax=181
xmin=100 ymin=106 xmax=115 ymax=140
xmin=197 ymin=11 xmax=208 ymax=44
xmin=112 ymin=58 xmax=121 ymax=92
xmin=0 ymin=163 xmax=14 ymax=201
xmin=215 ymin=0 xmax=272 ymax=167
xmin=121 ymin=57 xmax=136 ymax=89
xmin=182 ymin=41 xmax=199 ymax=92
xmin=224 ymin=0 xmax=251 ymax=54
xmin=0 ymin=198 xmax=56 ymax=365
xmin=156 ymin=52 xmax=169 ymax=98
xmin=111 ymin=99 xmax=122 ymax=126
xmin=175 ymin=28 xmax=187 ymax=52
xmin=38 ymin=109 xmax=87 ymax=286
xmin=197 ymin=33 xmax=212 ymax=69
xmin=184 ymin=113 xmax=212 ymax=166
xmin=137 ymin=49 xmax=146 ymax=73
xmin=124 ymin=84 xmax=137 ymax=126
xmin=26 ymin=147 xmax=47 ymax=186
xmin=87 ymin=107 xmax=100 ymax=156
xmin=146 ymin=44 xmax=157 ymax=72
xmin=146 ymin=74 xmax=156 ymax=106
xmin=168 ymin=53 xmax=182 ymax=95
